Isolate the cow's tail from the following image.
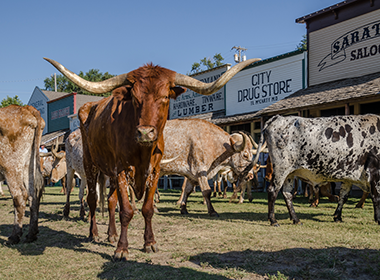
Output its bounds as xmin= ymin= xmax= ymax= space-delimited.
xmin=30 ymin=106 xmax=45 ymax=197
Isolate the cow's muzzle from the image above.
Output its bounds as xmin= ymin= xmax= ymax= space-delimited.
xmin=136 ymin=126 xmax=157 ymax=145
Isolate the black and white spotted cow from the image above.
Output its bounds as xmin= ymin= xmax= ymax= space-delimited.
xmin=255 ymin=114 xmax=380 ymax=226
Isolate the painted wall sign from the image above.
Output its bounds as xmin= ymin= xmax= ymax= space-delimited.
xmin=225 ymin=53 xmax=306 ymax=116
xmin=169 ymin=66 xmax=229 ymax=119
xmin=309 ymin=9 xmax=380 ymax=86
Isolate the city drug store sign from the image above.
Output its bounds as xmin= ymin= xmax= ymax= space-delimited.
xmin=169 ymin=66 xmax=228 ymax=119
xmin=225 ymin=52 xmax=306 ymax=116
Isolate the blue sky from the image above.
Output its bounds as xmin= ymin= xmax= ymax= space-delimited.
xmin=0 ymin=0 xmax=339 ymax=104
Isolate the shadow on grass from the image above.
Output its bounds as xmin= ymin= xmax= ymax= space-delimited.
xmin=190 ymin=247 xmax=380 ymax=280
xmin=98 ymin=261 xmax=229 ymax=280
xmin=0 ymin=223 xmax=115 ymax=259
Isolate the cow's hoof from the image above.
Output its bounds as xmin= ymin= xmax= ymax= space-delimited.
xmin=249 ymin=198 xmax=253 ymax=203
xmin=210 ymin=212 xmax=219 ymax=217
xmin=212 ymin=192 xmax=216 ymax=197
xmin=180 ymin=207 xmax=189 ymax=215
xmin=7 ymin=235 xmax=21 ymax=245
xmin=25 ymin=233 xmax=37 ymax=243
xmin=309 ymin=204 xmax=317 ymax=207
xmin=355 ymin=204 xmax=364 ymax=209
xmin=333 ymin=217 xmax=343 ymax=223
xmin=85 ymin=235 xmax=99 ymax=243
xmin=113 ymin=250 xmax=128 ymax=262
xmin=108 ymin=235 xmax=118 ymax=243
xmin=270 ymin=222 xmax=280 ymax=227
xmin=144 ymin=243 xmax=158 ymax=253
xmin=293 ymin=221 xmax=303 ymax=225
xmin=63 ymin=209 xmax=70 ymax=218
xmin=154 ymin=207 xmax=159 ymax=214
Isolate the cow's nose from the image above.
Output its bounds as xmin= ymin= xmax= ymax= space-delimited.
xmin=136 ymin=126 xmax=157 ymax=145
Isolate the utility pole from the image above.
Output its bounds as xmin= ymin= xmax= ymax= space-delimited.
xmin=231 ymin=46 xmax=247 ymax=63
xmin=51 ymin=73 xmax=57 ymax=92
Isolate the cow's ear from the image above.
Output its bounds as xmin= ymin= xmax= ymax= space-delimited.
xmin=112 ymin=85 xmax=133 ymax=101
xmin=169 ymin=86 xmax=186 ymax=100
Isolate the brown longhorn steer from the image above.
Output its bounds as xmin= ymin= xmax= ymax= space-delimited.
xmin=0 ymin=105 xmax=45 ymax=244
xmin=44 ymin=57 xmax=260 ymax=261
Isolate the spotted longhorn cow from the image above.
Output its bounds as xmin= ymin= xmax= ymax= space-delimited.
xmin=62 ymin=129 xmax=107 ymax=219
xmin=45 ymin=57 xmax=260 ymax=261
xmin=0 ymin=105 xmax=45 ymax=244
xmin=254 ymin=114 xmax=380 ymax=226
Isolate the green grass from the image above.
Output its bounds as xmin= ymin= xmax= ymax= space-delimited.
xmin=0 ymin=186 xmax=379 ymax=279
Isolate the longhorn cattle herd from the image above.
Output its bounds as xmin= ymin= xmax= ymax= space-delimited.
xmin=0 ymin=57 xmax=379 ymax=262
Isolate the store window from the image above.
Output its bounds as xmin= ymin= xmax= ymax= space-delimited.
xmin=360 ymin=102 xmax=380 ymax=115
xmin=320 ymin=106 xmax=354 ymax=117
xmin=230 ymin=123 xmax=251 ymax=134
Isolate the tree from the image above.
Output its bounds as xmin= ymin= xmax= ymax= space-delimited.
xmin=296 ymin=35 xmax=307 ymax=51
xmin=44 ymin=69 xmax=115 ymax=96
xmin=189 ymin=53 xmax=225 ymax=74
xmin=0 ymin=95 xmax=24 ymax=108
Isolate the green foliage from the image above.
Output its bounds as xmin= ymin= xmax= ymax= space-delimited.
xmin=297 ymin=34 xmax=307 ymax=51
xmin=0 ymin=95 xmax=24 ymax=107
xmin=190 ymin=53 xmax=225 ymax=74
xmin=44 ymin=69 xmax=115 ymax=96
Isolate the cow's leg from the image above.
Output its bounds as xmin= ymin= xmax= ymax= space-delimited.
xmin=59 ymin=176 xmax=67 ymax=194
xmin=321 ymin=183 xmax=339 ymax=203
xmin=213 ymin=181 xmax=217 ymax=197
xmin=247 ymin=180 xmax=253 ymax=202
xmin=282 ymin=177 xmax=302 ymax=225
xmin=333 ymin=183 xmax=351 ymax=222
xmin=370 ymin=182 xmax=380 ymax=224
xmin=79 ymin=177 xmax=87 ymax=220
xmin=218 ymin=180 xmax=223 ymax=197
xmin=113 ymin=172 xmax=134 ymax=261
xmin=85 ymin=168 xmax=99 ymax=241
xmin=155 ymin=188 xmax=160 ymax=203
xmin=198 ymin=175 xmax=218 ymax=217
xmin=63 ymin=169 xmax=75 ymax=218
xmin=177 ymin=177 xmax=187 ymax=205
xmin=107 ymin=180 xmax=118 ymax=243
xmin=25 ymin=174 xmax=44 ymax=243
xmin=267 ymin=183 xmax=280 ymax=226
xmin=142 ymin=173 xmax=159 ymax=254
xmin=238 ymin=181 xmax=247 ymax=204
xmin=223 ymin=179 xmax=228 ymax=199
xmin=6 ymin=174 xmax=28 ymax=244
xmin=128 ymin=185 xmax=138 ymax=213
xmin=310 ymin=186 xmax=320 ymax=207
xmin=355 ymin=191 xmax=369 ymax=208
xmin=179 ymin=179 xmax=194 ymax=214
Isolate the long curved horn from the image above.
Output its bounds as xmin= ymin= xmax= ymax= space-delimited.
xmin=248 ymin=135 xmax=258 ymax=149
xmin=175 ymin=58 xmax=261 ymax=95
xmin=40 ymin=152 xmax=52 ymax=157
xmin=44 ymin=58 xmax=132 ymax=94
xmin=160 ymin=149 xmax=184 ymax=164
xmin=51 ymin=139 xmax=65 ymax=159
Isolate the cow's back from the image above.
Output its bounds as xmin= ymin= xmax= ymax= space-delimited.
xmin=0 ymin=105 xmax=44 ymax=173
xmin=266 ymin=114 xmax=380 ymax=188
xmin=160 ymin=119 xmax=231 ymax=180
